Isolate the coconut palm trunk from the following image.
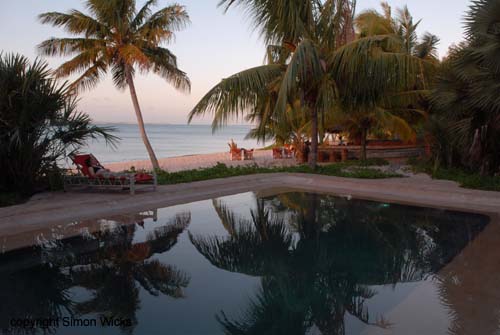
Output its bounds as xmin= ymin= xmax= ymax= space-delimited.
xmin=309 ymin=107 xmax=319 ymax=169
xmin=360 ymin=127 xmax=368 ymax=161
xmin=125 ymin=68 xmax=160 ymax=171
xmin=39 ymin=1 xmax=191 ymax=175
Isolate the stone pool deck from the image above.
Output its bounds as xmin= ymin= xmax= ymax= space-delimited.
xmin=1 ymin=172 xmax=499 ymax=240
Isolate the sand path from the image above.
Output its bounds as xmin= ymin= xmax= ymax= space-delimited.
xmin=105 ymin=150 xmax=297 ymax=172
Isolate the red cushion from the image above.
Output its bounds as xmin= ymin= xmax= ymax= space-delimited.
xmin=135 ymin=173 xmax=154 ymax=183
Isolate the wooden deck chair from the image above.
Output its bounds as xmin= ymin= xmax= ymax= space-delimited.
xmin=273 ymin=148 xmax=283 ymax=159
xmin=243 ymin=149 xmax=254 ymax=160
xmin=64 ymin=154 xmax=157 ymax=195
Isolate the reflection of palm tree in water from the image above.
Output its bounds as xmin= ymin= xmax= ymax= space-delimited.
xmin=191 ymin=196 xmax=394 ymax=334
xmin=70 ymin=212 xmax=191 ymax=333
xmin=0 ymin=211 xmax=192 ymax=335
xmin=191 ymin=193 xmax=487 ymax=335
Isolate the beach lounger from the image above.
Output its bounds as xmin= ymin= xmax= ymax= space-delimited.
xmin=64 ymin=154 xmax=157 ymax=195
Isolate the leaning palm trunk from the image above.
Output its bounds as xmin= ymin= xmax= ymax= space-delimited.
xmin=38 ymin=1 xmax=191 ymax=175
xmin=125 ymin=68 xmax=160 ymax=171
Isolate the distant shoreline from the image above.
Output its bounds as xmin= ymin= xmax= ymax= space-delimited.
xmin=84 ymin=124 xmax=265 ymax=164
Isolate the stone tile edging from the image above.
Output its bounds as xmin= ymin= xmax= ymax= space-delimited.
xmin=0 ymin=173 xmax=499 ymax=241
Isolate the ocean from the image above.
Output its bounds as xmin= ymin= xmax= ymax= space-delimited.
xmin=84 ymin=124 xmax=264 ymax=163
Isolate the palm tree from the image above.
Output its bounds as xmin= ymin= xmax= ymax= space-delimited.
xmin=189 ymin=0 xmax=356 ymax=169
xmin=337 ymin=3 xmax=439 ymax=160
xmin=189 ymin=0 xmax=431 ymax=167
xmin=38 ymin=0 xmax=191 ymax=171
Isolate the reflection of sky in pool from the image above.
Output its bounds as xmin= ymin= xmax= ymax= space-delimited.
xmin=0 ymin=192 xmax=491 ymax=335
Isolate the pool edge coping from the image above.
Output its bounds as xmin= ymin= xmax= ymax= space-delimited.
xmin=1 ymin=173 xmax=499 ymax=242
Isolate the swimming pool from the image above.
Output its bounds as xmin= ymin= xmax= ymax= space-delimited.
xmin=0 ymin=191 xmax=493 ymax=335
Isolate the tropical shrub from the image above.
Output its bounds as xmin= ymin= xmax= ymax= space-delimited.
xmin=0 ymin=54 xmax=116 ymax=197
xmin=430 ymin=0 xmax=500 ymax=176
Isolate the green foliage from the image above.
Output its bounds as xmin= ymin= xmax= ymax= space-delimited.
xmin=190 ymin=1 xmax=436 ymax=170
xmin=340 ymin=3 xmax=439 ymax=160
xmin=38 ymin=0 xmax=191 ymax=93
xmin=156 ymin=160 xmax=398 ymax=185
xmin=38 ymin=0 xmax=192 ymax=170
xmin=190 ymin=1 xmax=363 ymax=169
xmin=408 ymin=158 xmax=500 ymax=192
xmin=429 ymin=0 xmax=500 ymax=175
xmin=356 ymin=2 xmax=440 ymax=61
xmin=188 ymin=65 xmax=284 ymax=130
xmin=0 ymin=53 xmax=117 ymax=196
xmin=218 ymin=0 xmax=317 ymax=45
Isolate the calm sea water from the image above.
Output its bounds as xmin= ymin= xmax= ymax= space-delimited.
xmin=84 ymin=124 xmax=263 ymax=163
xmin=0 ymin=192 xmax=491 ymax=334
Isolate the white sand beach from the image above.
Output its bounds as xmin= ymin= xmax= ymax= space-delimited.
xmin=105 ymin=149 xmax=298 ymax=172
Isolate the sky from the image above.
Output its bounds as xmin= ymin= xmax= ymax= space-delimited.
xmin=0 ymin=0 xmax=471 ymax=124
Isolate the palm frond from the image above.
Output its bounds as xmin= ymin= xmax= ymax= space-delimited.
xmin=53 ymin=50 xmax=103 ymax=78
xmin=131 ymin=0 xmax=158 ymax=29
xmin=330 ymin=35 xmax=427 ymax=107
xmin=111 ymin=62 xmax=129 ymax=90
xmin=188 ymin=64 xmax=284 ymax=130
xmin=37 ymin=38 xmax=106 ymax=57
xmin=136 ymin=4 xmax=190 ymax=45
xmin=38 ymin=10 xmax=109 ymax=37
xmin=395 ymin=5 xmax=420 ymax=54
xmin=414 ymin=33 xmax=440 ymax=60
xmin=70 ymin=58 xmax=107 ymax=92
xmin=143 ymin=47 xmax=190 ymax=92
xmin=355 ymin=9 xmax=393 ymax=37
xmin=218 ymin=0 xmax=315 ymax=45
xmin=38 ymin=0 xmax=191 ymax=97
xmin=275 ymin=38 xmax=324 ymax=115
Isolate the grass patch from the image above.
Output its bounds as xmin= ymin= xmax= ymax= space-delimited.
xmin=157 ymin=159 xmax=399 ymax=185
xmin=408 ymin=158 xmax=500 ymax=192
xmin=356 ymin=157 xmax=390 ymax=167
xmin=340 ymin=167 xmax=400 ymax=179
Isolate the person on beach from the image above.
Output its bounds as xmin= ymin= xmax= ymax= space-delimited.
xmin=86 ymin=157 xmax=111 ymax=177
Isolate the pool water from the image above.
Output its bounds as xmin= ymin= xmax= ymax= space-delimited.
xmin=0 ymin=192 xmax=492 ymax=335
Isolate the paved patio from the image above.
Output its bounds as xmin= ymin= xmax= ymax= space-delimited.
xmin=1 ymin=172 xmax=499 ymax=254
